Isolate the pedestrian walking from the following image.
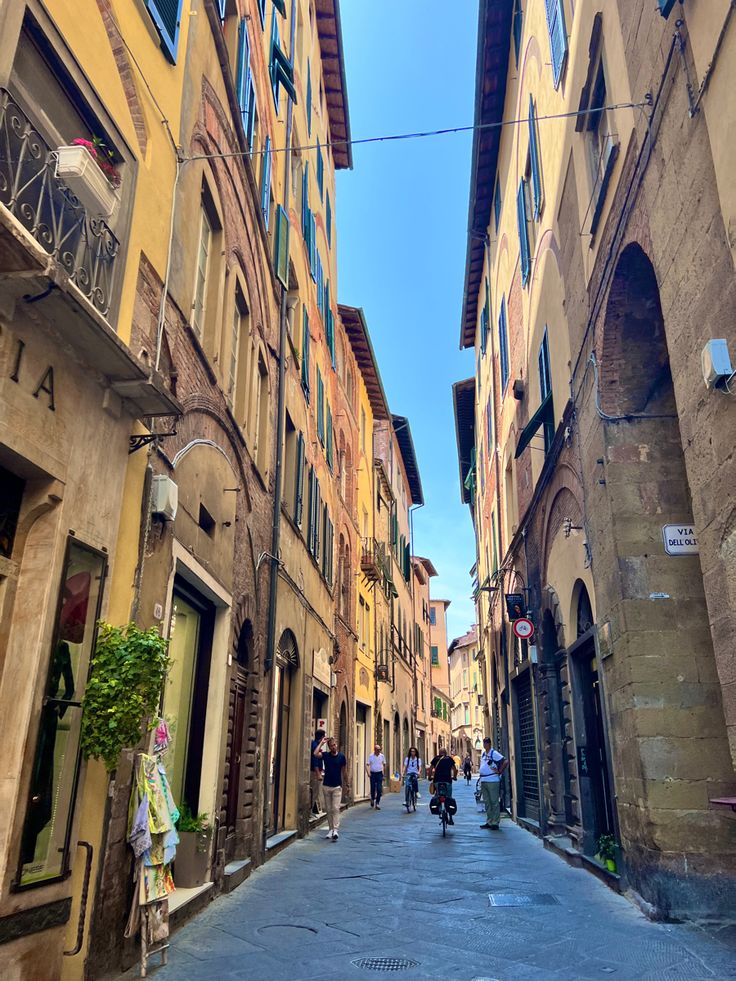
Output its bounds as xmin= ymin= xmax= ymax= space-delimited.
xmin=478 ymin=737 xmax=507 ymax=830
xmin=310 ymin=728 xmax=327 ymax=815
xmin=366 ymin=743 xmax=385 ymax=809
xmin=462 ymin=754 xmax=473 ymax=785
xmin=322 ymin=737 xmax=347 ymax=840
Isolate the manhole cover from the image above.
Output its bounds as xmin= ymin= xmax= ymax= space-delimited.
xmin=488 ymin=893 xmax=559 ymax=906
xmin=256 ymin=924 xmax=318 ymax=943
xmin=352 ymin=957 xmax=419 ymax=972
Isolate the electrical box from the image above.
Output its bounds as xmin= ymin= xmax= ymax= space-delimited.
xmin=701 ymin=339 xmax=733 ymax=389
xmin=151 ymin=474 xmax=178 ymax=521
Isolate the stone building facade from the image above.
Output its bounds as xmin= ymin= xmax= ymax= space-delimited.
xmin=455 ymin=0 xmax=736 ymax=920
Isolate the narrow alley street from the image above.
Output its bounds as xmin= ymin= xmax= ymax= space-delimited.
xmin=119 ymin=781 xmax=735 ymax=981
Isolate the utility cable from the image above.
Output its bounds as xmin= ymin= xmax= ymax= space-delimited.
xmin=185 ymin=101 xmax=649 ymax=163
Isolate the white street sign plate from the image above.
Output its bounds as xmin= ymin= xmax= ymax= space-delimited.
xmin=662 ymin=524 xmax=698 ymax=555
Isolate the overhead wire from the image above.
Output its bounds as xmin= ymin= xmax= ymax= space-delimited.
xmin=185 ymin=100 xmax=650 ymax=162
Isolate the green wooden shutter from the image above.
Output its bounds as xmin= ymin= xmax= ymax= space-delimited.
xmin=261 ymin=136 xmax=272 ymax=228
xmin=317 ymin=368 xmax=324 ymax=444
xmin=544 ymin=0 xmax=568 ymax=89
xmin=274 ymin=205 xmax=289 ymax=287
xmin=145 ymin=0 xmax=183 ymax=63
xmin=269 ymin=13 xmax=297 ymax=107
xmin=529 ymin=96 xmax=542 ymax=219
xmin=294 ymin=431 xmax=305 ymax=525
xmin=306 ymin=61 xmax=312 ymax=135
xmin=301 ymin=308 xmax=310 ymax=399
xmin=517 ymin=181 xmax=530 ymax=286
xmin=326 ymin=403 xmax=333 ymax=469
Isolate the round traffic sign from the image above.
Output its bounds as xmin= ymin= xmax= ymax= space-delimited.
xmin=512 ymin=617 xmax=535 ymax=641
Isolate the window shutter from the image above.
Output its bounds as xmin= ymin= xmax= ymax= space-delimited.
xmin=317 ymin=368 xmax=324 ymax=444
xmin=295 ymin=431 xmax=305 ymax=525
xmin=270 ymin=13 xmax=297 ymax=107
xmin=257 ymin=0 xmax=266 ymax=25
xmin=218 ymin=0 xmax=227 ymax=20
xmin=316 ymin=139 xmax=324 ymax=199
xmin=499 ymin=297 xmax=509 ymax=390
xmin=544 ymin=0 xmax=568 ymax=89
xmin=314 ymin=480 xmax=321 ymax=561
xmin=301 ymin=308 xmax=310 ymax=398
xmin=307 ymin=465 xmax=315 ymax=550
xmin=306 ymin=61 xmax=312 ymax=135
xmin=309 ymin=213 xmax=317 ymax=280
xmin=261 ymin=135 xmax=272 ymax=227
xmin=326 ymin=194 xmax=332 ymax=248
xmin=302 ymin=162 xmax=309 ymax=237
xmin=274 ymin=205 xmax=289 ymax=287
xmin=273 ymin=0 xmax=286 ymax=13
xmin=326 ymin=403 xmax=333 ymax=469
xmin=529 ymin=96 xmax=543 ymax=219
xmin=145 ymin=0 xmax=184 ymax=63
xmin=517 ymin=181 xmax=531 ymax=286
xmin=494 ymin=180 xmax=502 ymax=231
xmin=512 ymin=0 xmax=523 ymax=65
xmin=236 ymin=19 xmax=251 ymax=128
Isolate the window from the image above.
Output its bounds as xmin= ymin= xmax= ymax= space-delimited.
xmin=491 ymin=511 xmax=498 ymax=573
xmin=228 ymin=283 xmax=248 ymax=410
xmin=274 ymin=205 xmax=289 ymax=287
xmin=486 ymin=394 xmax=493 ymax=449
xmin=144 ymin=0 xmax=184 ymax=63
xmin=513 ymin=0 xmax=523 ymax=65
xmin=431 ymin=645 xmax=439 ymax=666
xmin=294 ymin=430 xmax=305 ymax=525
xmin=326 ymin=308 xmax=335 ymax=368
xmin=499 ymin=296 xmax=509 ymax=392
xmin=494 ymin=178 xmax=502 ymax=231
xmin=317 ymin=367 xmax=324 ymax=445
xmin=316 ymin=138 xmax=324 ymax=199
xmin=465 ymin=706 xmax=470 ymax=725
xmin=538 ymin=328 xmax=554 ymax=453
xmin=429 ymin=606 xmax=436 ymax=626
xmin=544 ymin=0 xmax=568 ymax=89
xmin=578 ymin=35 xmax=619 ymax=237
xmin=480 ymin=280 xmax=490 ymax=356
xmin=302 ymin=160 xmax=310 ymax=241
xmin=308 ymin=469 xmax=321 ymax=560
xmin=236 ymin=19 xmax=256 ymax=148
xmin=18 ymin=539 xmax=106 ymax=887
xmin=306 ymin=60 xmax=312 ymax=135
xmin=301 ymin=307 xmax=310 ymax=399
xmin=261 ymin=135 xmax=272 ymax=228
xmin=255 ymin=350 xmax=269 ymax=473
xmin=326 ymin=402 xmax=334 ymax=470
xmin=269 ymin=11 xmax=296 ymax=110
xmin=322 ymin=507 xmax=334 ymax=584
xmin=192 ymin=205 xmax=211 ymax=338
xmin=528 ymin=96 xmax=543 ymax=219
xmin=326 ymin=193 xmax=332 ymax=248
xmin=517 ymin=179 xmax=531 ymax=286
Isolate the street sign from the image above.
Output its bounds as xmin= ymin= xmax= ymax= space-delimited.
xmin=662 ymin=524 xmax=698 ymax=555
xmin=512 ymin=617 xmax=535 ymax=641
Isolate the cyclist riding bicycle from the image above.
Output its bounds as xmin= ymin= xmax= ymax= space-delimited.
xmin=402 ymin=746 xmax=422 ymax=810
xmin=428 ymin=748 xmax=457 ymax=824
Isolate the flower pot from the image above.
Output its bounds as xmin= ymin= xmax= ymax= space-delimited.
xmin=605 ymin=858 xmax=617 ymax=873
xmin=55 ymin=145 xmax=119 ymax=217
xmin=174 ymin=830 xmax=212 ymax=888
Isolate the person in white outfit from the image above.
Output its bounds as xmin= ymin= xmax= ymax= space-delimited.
xmin=479 ymin=737 xmax=507 ymax=830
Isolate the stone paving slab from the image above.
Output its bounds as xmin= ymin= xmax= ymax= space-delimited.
xmin=117 ymin=780 xmax=735 ymax=980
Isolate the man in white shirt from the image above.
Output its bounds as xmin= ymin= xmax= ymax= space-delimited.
xmin=366 ymin=744 xmax=386 ymax=809
xmin=479 ymin=737 xmax=507 ymax=830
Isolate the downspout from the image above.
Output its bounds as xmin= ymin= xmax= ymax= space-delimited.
xmin=263 ymin=0 xmax=297 ymax=844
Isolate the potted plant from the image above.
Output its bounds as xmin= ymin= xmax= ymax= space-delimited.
xmin=55 ymin=136 xmax=120 ymax=217
xmin=597 ymin=833 xmax=618 ymax=873
xmin=175 ymin=805 xmax=212 ymax=888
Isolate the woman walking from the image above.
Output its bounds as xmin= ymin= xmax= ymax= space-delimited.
xmin=402 ymin=746 xmax=422 ymax=811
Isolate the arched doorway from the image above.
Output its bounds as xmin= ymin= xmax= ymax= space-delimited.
xmin=272 ymin=629 xmax=299 ymax=833
xmin=223 ymin=619 xmax=252 ymax=859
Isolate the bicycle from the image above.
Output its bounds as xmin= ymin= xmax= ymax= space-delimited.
xmin=435 ymin=781 xmax=452 ymax=836
xmin=404 ymin=773 xmax=417 ymax=812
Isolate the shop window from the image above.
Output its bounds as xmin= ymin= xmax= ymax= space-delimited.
xmin=17 ymin=539 xmax=107 ymax=888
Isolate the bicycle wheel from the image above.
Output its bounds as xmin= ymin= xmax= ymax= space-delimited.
xmin=441 ymin=807 xmax=447 ymax=837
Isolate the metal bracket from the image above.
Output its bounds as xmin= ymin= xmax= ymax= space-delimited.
xmin=128 ymin=431 xmax=177 ymax=455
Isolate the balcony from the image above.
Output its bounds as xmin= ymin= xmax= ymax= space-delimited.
xmin=0 ymin=89 xmax=119 ymax=316
xmin=361 ymin=538 xmax=387 ymax=584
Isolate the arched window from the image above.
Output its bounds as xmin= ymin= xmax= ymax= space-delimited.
xmin=576 ymin=584 xmax=594 ymax=638
xmin=192 ymin=172 xmax=224 ymax=355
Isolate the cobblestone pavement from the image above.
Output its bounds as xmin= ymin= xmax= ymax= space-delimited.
xmin=119 ymin=779 xmax=736 ymax=980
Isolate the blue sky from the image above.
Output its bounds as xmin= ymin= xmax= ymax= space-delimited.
xmin=336 ymin=1 xmax=478 ymax=645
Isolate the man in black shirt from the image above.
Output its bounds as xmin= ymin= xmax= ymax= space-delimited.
xmin=428 ymin=749 xmax=457 ymax=824
xmin=322 ymin=738 xmax=347 ymax=840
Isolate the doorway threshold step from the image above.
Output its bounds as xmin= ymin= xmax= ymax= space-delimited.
xmin=266 ymin=829 xmax=297 ymax=853
xmin=169 ymin=881 xmax=213 ymax=923
xmin=223 ymin=858 xmax=252 ymax=893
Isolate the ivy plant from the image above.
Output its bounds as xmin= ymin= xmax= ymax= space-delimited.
xmin=81 ymin=621 xmax=170 ymax=771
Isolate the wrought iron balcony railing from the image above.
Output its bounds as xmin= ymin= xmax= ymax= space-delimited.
xmin=0 ymin=88 xmax=119 ymax=317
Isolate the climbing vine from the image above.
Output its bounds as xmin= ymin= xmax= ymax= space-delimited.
xmin=81 ymin=621 xmax=170 ymax=771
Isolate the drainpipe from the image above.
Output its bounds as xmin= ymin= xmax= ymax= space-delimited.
xmin=263 ymin=0 xmax=297 ymax=845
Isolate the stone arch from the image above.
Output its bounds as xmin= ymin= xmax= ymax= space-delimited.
xmin=571 ymin=580 xmax=595 ymax=639
xmin=276 ymin=628 xmax=299 ymax=668
xmin=598 ymin=242 xmax=675 ymax=418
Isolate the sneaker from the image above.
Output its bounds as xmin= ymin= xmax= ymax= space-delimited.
xmin=376 ymin=803 xmax=381 ymax=810
xmin=479 ymin=823 xmax=492 ymax=829
xmin=332 ymin=831 xmax=339 ymax=840
xmin=370 ymin=800 xmax=374 ymax=808
xmin=324 ymin=830 xmax=334 ymax=839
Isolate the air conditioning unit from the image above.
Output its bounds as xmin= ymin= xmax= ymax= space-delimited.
xmin=151 ymin=475 xmax=178 ymax=521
